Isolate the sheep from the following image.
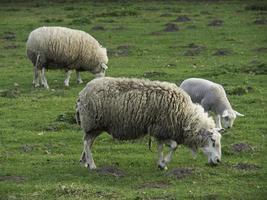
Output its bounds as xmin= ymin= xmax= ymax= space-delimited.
xmin=180 ymin=78 xmax=244 ymax=129
xmin=76 ymin=77 xmax=223 ymax=170
xmin=26 ymin=26 xmax=108 ymax=89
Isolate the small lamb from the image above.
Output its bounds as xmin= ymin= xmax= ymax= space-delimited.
xmin=180 ymin=78 xmax=244 ymax=129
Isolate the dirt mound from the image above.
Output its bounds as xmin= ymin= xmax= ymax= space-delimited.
xmin=2 ymin=31 xmax=16 ymax=40
xmin=226 ymin=86 xmax=254 ymax=95
xmin=175 ymin=15 xmax=191 ymax=22
xmin=208 ymin=19 xmax=223 ymax=26
xmin=164 ymin=23 xmax=179 ymax=32
xmin=213 ymin=48 xmax=232 ymax=56
xmin=166 ymin=168 xmax=193 ymax=179
xmin=95 ymin=166 xmax=126 ymax=177
xmin=245 ymin=4 xmax=267 ymax=11
xmin=254 ymin=19 xmax=267 ymax=25
xmin=91 ymin=25 xmax=105 ymax=31
xmin=138 ymin=181 xmax=170 ymax=189
xmin=108 ymin=45 xmax=132 ymax=57
xmin=231 ymin=143 xmax=253 ymax=152
xmin=0 ymin=175 xmax=26 ymax=182
xmin=184 ymin=43 xmax=206 ymax=56
xmin=233 ymin=163 xmax=260 ymax=170
xmin=143 ymin=71 xmax=167 ymax=78
xmin=253 ymin=47 xmax=267 ymax=53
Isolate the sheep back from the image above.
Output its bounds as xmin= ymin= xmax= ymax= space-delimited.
xmin=26 ymin=26 xmax=108 ymax=74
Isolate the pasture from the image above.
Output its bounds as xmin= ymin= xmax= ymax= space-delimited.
xmin=0 ymin=0 xmax=266 ymax=199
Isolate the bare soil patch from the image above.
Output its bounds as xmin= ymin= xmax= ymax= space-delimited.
xmin=95 ymin=166 xmax=126 ymax=177
xmin=226 ymin=86 xmax=254 ymax=95
xmin=184 ymin=43 xmax=206 ymax=56
xmin=245 ymin=4 xmax=267 ymax=11
xmin=208 ymin=19 xmax=223 ymax=26
xmin=164 ymin=23 xmax=179 ymax=32
xmin=254 ymin=19 xmax=267 ymax=24
xmin=4 ymin=44 xmax=18 ymax=49
xmin=91 ymin=25 xmax=105 ymax=31
xmin=166 ymin=168 xmax=193 ymax=179
xmin=175 ymin=15 xmax=191 ymax=22
xmin=138 ymin=180 xmax=170 ymax=189
xmin=213 ymin=48 xmax=232 ymax=56
xmin=21 ymin=144 xmax=34 ymax=153
xmin=160 ymin=13 xmax=173 ymax=17
xmin=231 ymin=143 xmax=253 ymax=152
xmin=2 ymin=32 xmax=16 ymax=40
xmin=253 ymin=47 xmax=267 ymax=53
xmin=108 ymin=45 xmax=131 ymax=57
xmin=0 ymin=175 xmax=26 ymax=182
xmin=233 ymin=163 xmax=260 ymax=170
xmin=143 ymin=71 xmax=167 ymax=78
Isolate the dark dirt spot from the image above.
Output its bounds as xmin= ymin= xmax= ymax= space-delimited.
xmin=0 ymin=87 xmax=20 ymax=98
xmin=96 ymin=10 xmax=138 ymax=17
xmin=166 ymin=168 xmax=193 ymax=179
xmin=163 ymin=23 xmax=180 ymax=32
xmin=21 ymin=144 xmax=34 ymax=153
xmin=245 ymin=4 xmax=267 ymax=11
xmin=175 ymin=15 xmax=191 ymax=22
xmin=108 ymin=45 xmax=132 ymax=57
xmin=150 ymin=31 xmax=163 ymax=36
xmin=231 ymin=143 xmax=253 ymax=152
xmin=143 ymin=71 xmax=167 ymax=78
xmin=226 ymin=86 xmax=254 ymax=95
xmin=184 ymin=43 xmax=206 ymax=56
xmin=160 ymin=13 xmax=173 ymax=17
xmin=253 ymin=47 xmax=267 ymax=53
xmin=69 ymin=17 xmax=91 ymax=25
xmin=2 ymin=32 xmax=16 ymax=40
xmin=91 ymin=25 xmax=105 ymax=31
xmin=41 ymin=18 xmax=63 ymax=23
xmin=99 ymin=19 xmax=115 ymax=23
xmin=242 ymin=61 xmax=267 ymax=75
xmin=3 ymin=44 xmax=18 ymax=49
xmin=95 ymin=166 xmax=125 ymax=177
xmin=213 ymin=48 xmax=232 ymax=56
xmin=56 ymin=112 xmax=76 ymax=124
xmin=233 ymin=163 xmax=260 ymax=170
xmin=112 ymin=25 xmax=125 ymax=31
xmin=0 ymin=175 xmax=26 ymax=182
xmin=254 ymin=19 xmax=267 ymax=24
xmin=208 ymin=19 xmax=223 ymax=26
xmin=138 ymin=181 xmax=170 ymax=189
xmin=200 ymin=11 xmax=211 ymax=15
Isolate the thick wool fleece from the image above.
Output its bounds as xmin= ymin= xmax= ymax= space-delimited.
xmin=26 ymin=26 xmax=108 ymax=74
xmin=77 ymin=77 xmax=215 ymax=149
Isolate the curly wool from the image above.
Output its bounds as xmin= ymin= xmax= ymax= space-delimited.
xmin=26 ymin=26 xmax=108 ymax=74
xmin=77 ymin=77 xmax=215 ymax=149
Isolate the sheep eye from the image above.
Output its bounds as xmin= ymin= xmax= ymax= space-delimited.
xmin=211 ymin=138 xmax=216 ymax=147
xmin=225 ymin=116 xmax=229 ymax=121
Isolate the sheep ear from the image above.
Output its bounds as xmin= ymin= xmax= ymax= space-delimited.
xmin=222 ymin=110 xmax=229 ymax=117
xmin=101 ymin=63 xmax=108 ymax=70
xmin=234 ymin=110 xmax=244 ymax=117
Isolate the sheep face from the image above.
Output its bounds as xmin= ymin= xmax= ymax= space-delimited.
xmin=221 ymin=110 xmax=236 ymax=129
xmin=201 ymin=129 xmax=222 ymax=165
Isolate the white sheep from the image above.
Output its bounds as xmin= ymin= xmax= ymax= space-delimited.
xmin=26 ymin=26 xmax=108 ymax=89
xmin=180 ymin=78 xmax=244 ymax=129
xmin=76 ymin=77 xmax=223 ymax=170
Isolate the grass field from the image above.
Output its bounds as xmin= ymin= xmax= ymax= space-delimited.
xmin=0 ymin=0 xmax=267 ymax=199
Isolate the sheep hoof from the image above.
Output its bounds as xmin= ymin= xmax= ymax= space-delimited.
xmin=77 ymin=80 xmax=83 ymax=84
xmin=158 ymin=164 xmax=168 ymax=171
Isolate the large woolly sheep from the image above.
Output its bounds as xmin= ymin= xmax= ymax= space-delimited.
xmin=76 ymin=77 xmax=223 ymax=170
xmin=180 ymin=78 xmax=244 ymax=129
xmin=26 ymin=26 xmax=108 ymax=89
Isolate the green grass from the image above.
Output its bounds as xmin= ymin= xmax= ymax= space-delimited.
xmin=0 ymin=0 xmax=267 ymax=199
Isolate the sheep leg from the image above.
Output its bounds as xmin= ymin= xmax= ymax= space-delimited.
xmin=64 ymin=70 xmax=72 ymax=87
xmin=40 ymin=68 xmax=49 ymax=89
xmin=215 ymin=115 xmax=222 ymax=129
xmin=76 ymin=71 xmax=83 ymax=84
xmin=33 ymin=54 xmax=40 ymax=87
xmin=82 ymin=132 xmax=100 ymax=169
xmin=163 ymin=140 xmax=177 ymax=165
xmin=157 ymin=141 xmax=167 ymax=170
